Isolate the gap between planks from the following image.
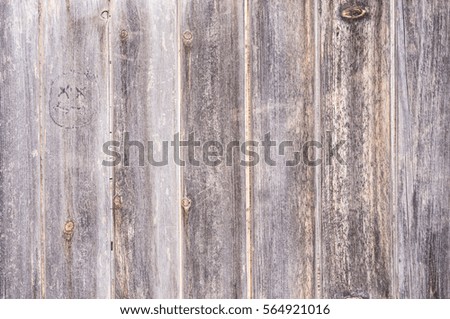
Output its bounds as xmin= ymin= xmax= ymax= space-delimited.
xmin=177 ymin=0 xmax=184 ymax=299
xmin=244 ymin=0 xmax=253 ymax=300
xmin=313 ymin=0 xmax=323 ymax=299
xmin=105 ymin=0 xmax=114 ymax=299
xmin=390 ymin=0 xmax=399 ymax=298
xmin=37 ymin=0 xmax=47 ymax=300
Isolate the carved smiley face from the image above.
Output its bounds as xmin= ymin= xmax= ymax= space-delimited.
xmin=49 ymin=71 xmax=98 ymax=129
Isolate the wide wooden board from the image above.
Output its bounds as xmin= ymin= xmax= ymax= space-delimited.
xmin=250 ymin=0 xmax=316 ymax=298
xmin=111 ymin=0 xmax=180 ymax=298
xmin=180 ymin=0 xmax=247 ymax=298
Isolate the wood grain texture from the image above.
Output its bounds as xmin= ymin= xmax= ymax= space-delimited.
xmin=319 ymin=0 xmax=393 ymax=298
xmin=1 ymin=0 xmax=450 ymax=300
xmin=0 ymin=1 xmax=42 ymax=298
xmin=396 ymin=0 xmax=450 ymax=298
xmin=111 ymin=0 xmax=180 ymax=298
xmin=250 ymin=0 xmax=316 ymax=298
xmin=180 ymin=0 xmax=247 ymax=298
xmin=41 ymin=0 xmax=111 ymax=298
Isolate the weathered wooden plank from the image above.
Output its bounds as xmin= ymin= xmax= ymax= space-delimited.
xmin=1 ymin=0 xmax=449 ymax=301
xmin=250 ymin=0 xmax=316 ymax=298
xmin=0 ymin=1 xmax=42 ymax=298
xmin=319 ymin=1 xmax=393 ymax=298
xmin=41 ymin=0 xmax=111 ymax=298
xmin=396 ymin=0 xmax=450 ymax=298
xmin=180 ymin=0 xmax=247 ymax=298
xmin=111 ymin=0 xmax=180 ymax=298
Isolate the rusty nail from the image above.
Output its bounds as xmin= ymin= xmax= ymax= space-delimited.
xmin=64 ymin=220 xmax=74 ymax=233
xmin=340 ymin=5 xmax=367 ymax=20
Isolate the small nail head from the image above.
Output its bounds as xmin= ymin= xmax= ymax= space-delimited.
xmin=340 ymin=5 xmax=367 ymax=20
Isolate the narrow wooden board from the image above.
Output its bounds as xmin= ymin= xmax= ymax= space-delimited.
xmin=319 ymin=1 xmax=393 ymax=298
xmin=111 ymin=0 xmax=180 ymax=298
xmin=180 ymin=0 xmax=247 ymax=298
xmin=250 ymin=0 xmax=316 ymax=298
xmin=396 ymin=0 xmax=450 ymax=298
xmin=41 ymin=0 xmax=111 ymax=298
xmin=0 ymin=1 xmax=42 ymax=298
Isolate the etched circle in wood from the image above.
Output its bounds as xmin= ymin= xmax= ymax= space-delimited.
xmin=49 ymin=70 xmax=98 ymax=129
xmin=100 ymin=10 xmax=109 ymax=20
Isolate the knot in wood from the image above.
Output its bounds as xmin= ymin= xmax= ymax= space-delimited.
xmin=64 ymin=220 xmax=74 ymax=233
xmin=182 ymin=30 xmax=193 ymax=46
xmin=64 ymin=220 xmax=75 ymax=241
xmin=120 ymin=29 xmax=128 ymax=39
xmin=340 ymin=5 xmax=367 ymax=20
xmin=181 ymin=197 xmax=192 ymax=211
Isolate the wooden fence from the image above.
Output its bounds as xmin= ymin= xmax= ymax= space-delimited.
xmin=0 ymin=0 xmax=448 ymax=298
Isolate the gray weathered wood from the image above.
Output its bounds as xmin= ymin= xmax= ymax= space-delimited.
xmin=0 ymin=1 xmax=42 ymax=298
xmin=41 ymin=0 xmax=111 ymax=298
xmin=250 ymin=0 xmax=316 ymax=298
xmin=396 ymin=0 xmax=450 ymax=298
xmin=180 ymin=0 xmax=247 ymax=298
xmin=319 ymin=0 xmax=393 ymax=298
xmin=2 ymin=0 xmax=450 ymax=300
xmin=111 ymin=0 xmax=180 ymax=298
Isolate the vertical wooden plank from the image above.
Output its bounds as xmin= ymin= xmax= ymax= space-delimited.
xmin=180 ymin=0 xmax=246 ymax=298
xmin=250 ymin=0 xmax=316 ymax=298
xmin=396 ymin=0 xmax=450 ymax=298
xmin=42 ymin=0 xmax=111 ymax=298
xmin=0 ymin=1 xmax=42 ymax=298
xmin=319 ymin=1 xmax=393 ymax=298
xmin=111 ymin=0 xmax=180 ymax=298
